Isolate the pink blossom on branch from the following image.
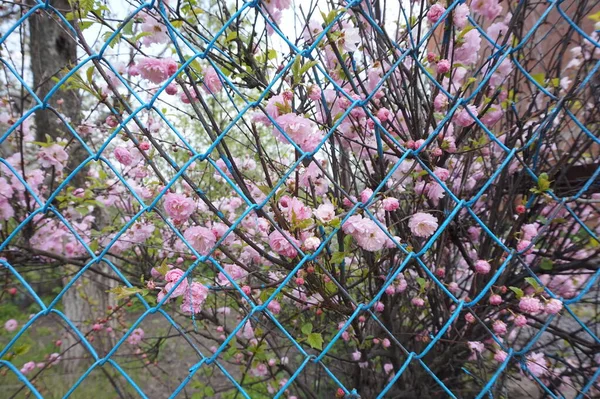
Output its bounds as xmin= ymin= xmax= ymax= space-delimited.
xmin=408 ymin=212 xmax=439 ymax=238
xmin=163 ymin=192 xmax=196 ymax=223
xmin=136 ymin=57 xmax=178 ymax=84
xmin=269 ymin=230 xmax=299 ymax=258
xmin=203 ymin=65 xmax=223 ymax=93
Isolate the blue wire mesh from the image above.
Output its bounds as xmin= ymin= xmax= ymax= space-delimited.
xmin=0 ymin=0 xmax=599 ymax=398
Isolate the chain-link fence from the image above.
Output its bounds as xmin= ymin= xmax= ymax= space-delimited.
xmin=1 ymin=0 xmax=599 ymax=398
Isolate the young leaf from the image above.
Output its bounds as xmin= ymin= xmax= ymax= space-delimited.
xmin=509 ymin=286 xmax=524 ymax=299
xmin=301 ymin=323 xmax=313 ymax=335
xmin=330 ymin=251 xmax=346 ymax=264
xmin=307 ymin=332 xmax=324 ymax=350
xmin=540 ymin=258 xmax=553 ymax=271
xmin=525 ymin=277 xmax=542 ymax=293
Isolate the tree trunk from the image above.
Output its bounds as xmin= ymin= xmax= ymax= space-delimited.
xmin=28 ymin=0 xmax=115 ymax=376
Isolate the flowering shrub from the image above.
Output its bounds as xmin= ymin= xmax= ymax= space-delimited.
xmin=0 ymin=0 xmax=599 ymax=398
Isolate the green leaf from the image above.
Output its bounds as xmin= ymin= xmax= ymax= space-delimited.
xmin=86 ymin=66 xmax=94 ymax=84
xmin=525 ymin=277 xmax=542 ymax=293
xmin=301 ymin=323 xmax=313 ymax=335
xmin=291 ymin=56 xmax=301 ymax=85
xmin=321 ymin=8 xmax=344 ymax=25
xmin=416 ymin=277 xmax=427 ymax=291
xmin=531 ymin=173 xmax=552 ymax=194
xmin=14 ymin=344 xmax=31 ymax=356
xmin=509 ymin=286 xmax=524 ymax=299
xmin=540 ymin=258 xmax=553 ymax=271
xmin=343 ymin=234 xmax=353 ymax=250
xmin=299 ymin=60 xmax=318 ymax=77
xmin=307 ymin=332 xmax=323 ymax=350
xmin=224 ymin=31 xmax=238 ymax=43
xmin=267 ymin=49 xmax=278 ymax=60
xmin=589 ymin=10 xmax=600 ymax=22
xmin=155 ymin=261 xmax=171 ymax=277
xmin=530 ymin=73 xmax=546 ymax=87
xmin=330 ymin=251 xmax=346 ymax=264
xmin=537 ymin=173 xmax=551 ymax=192
xmin=329 ymin=217 xmax=341 ymax=229
xmin=122 ymin=20 xmax=135 ymax=35
xmin=80 ymin=21 xmax=95 ymax=31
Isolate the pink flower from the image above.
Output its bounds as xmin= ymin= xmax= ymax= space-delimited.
xmin=382 ymin=197 xmax=399 ymax=211
xmin=526 ymin=352 xmax=548 ymax=377
xmin=269 ymin=230 xmax=299 ymax=258
xmin=384 ymin=363 xmax=394 ymax=374
xmin=434 ymin=93 xmax=448 ymax=110
xmin=434 ymin=167 xmax=450 ymax=181
xmin=521 ymin=223 xmax=538 ymax=241
xmin=468 ymin=341 xmax=485 ymax=353
xmin=163 ymin=193 xmax=195 ymax=223
xmin=377 ymin=108 xmax=391 ymax=122
xmin=314 ymin=203 xmax=335 ymax=223
xmin=342 ymin=214 xmax=363 ymax=235
xmin=373 ymin=301 xmax=385 ymax=312
xmin=203 ymin=65 xmax=223 ymax=93
xmin=251 ymin=363 xmax=269 ymax=377
xmin=514 ymin=314 xmax=528 ymax=327
xmin=519 ymin=296 xmax=541 ymax=314
xmin=308 ymin=84 xmax=321 ymax=101
xmin=273 ymin=113 xmax=323 ymax=152
xmin=454 ymin=105 xmax=478 ymax=127
xmin=279 ymin=195 xmax=312 ymax=222
xmin=0 ymin=177 xmax=13 ymax=200
xmin=472 ymin=0 xmax=502 ymax=20
xmin=408 ymin=212 xmax=438 ymax=238
xmin=411 ymin=297 xmax=425 ymax=307
xmin=453 ymin=30 xmax=481 ymax=65
xmin=113 ymin=146 xmax=133 ymax=166
xmin=165 ymin=268 xmax=188 ymax=297
xmin=352 ymin=350 xmax=361 ymax=361
xmin=217 ymin=264 xmax=248 ymax=286
xmin=492 ymin=320 xmax=507 ymax=335
xmin=544 ymin=298 xmax=563 ymax=315
xmin=475 ymin=260 xmax=491 ymax=274
xmin=237 ymin=321 xmax=255 ymax=340
xmin=20 ymin=361 xmax=36 ymax=375
xmin=487 ymin=22 xmax=509 ymax=43
xmin=165 ymin=83 xmax=178 ymax=95
xmin=480 ymin=106 xmax=503 ymax=127
xmin=267 ymin=300 xmax=281 ymax=314
xmin=427 ymin=4 xmax=446 ymax=23
xmin=453 ymin=3 xmax=470 ymax=29
xmin=494 ymin=350 xmax=508 ymax=362
xmin=183 ymin=226 xmax=217 ymax=256
xmin=304 ymin=236 xmax=321 ymax=251
xmin=140 ymin=12 xmax=169 ymax=46
xmin=38 ymin=144 xmax=68 ymax=171
xmin=517 ymin=239 xmax=532 ymax=254
xmin=4 ymin=319 xmax=18 ymax=332
xmin=136 ymin=57 xmax=178 ymax=84
xmin=382 ymin=338 xmax=391 ymax=348
xmin=465 ymin=313 xmax=475 ymax=323
xmin=436 ymin=59 xmax=451 ymax=74
xmin=489 ymin=294 xmax=502 ymax=305
xmin=48 ymin=353 xmax=61 ymax=366
xmin=360 ymin=188 xmax=373 ymax=204
xmin=127 ymin=328 xmax=144 ymax=345
xmin=181 ymin=282 xmax=209 ymax=314
xmin=354 ymin=218 xmax=388 ymax=251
